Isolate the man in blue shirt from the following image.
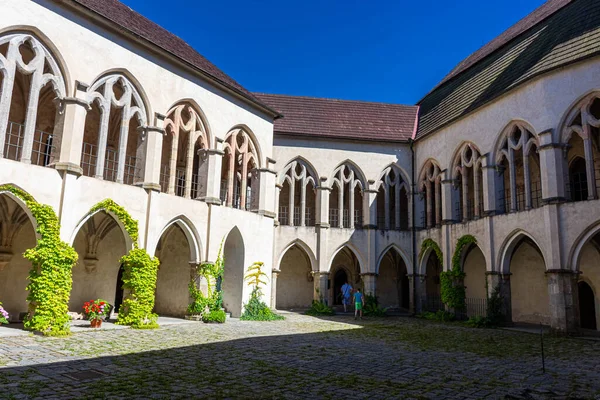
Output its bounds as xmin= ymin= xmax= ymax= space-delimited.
xmin=341 ymin=281 xmax=353 ymax=312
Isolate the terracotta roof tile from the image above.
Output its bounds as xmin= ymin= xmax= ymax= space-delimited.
xmin=67 ymin=0 xmax=278 ymax=116
xmin=255 ymin=93 xmax=418 ymax=143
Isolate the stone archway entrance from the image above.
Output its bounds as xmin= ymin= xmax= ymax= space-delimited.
xmin=424 ymin=253 xmax=442 ymax=311
xmin=462 ymin=244 xmax=487 ymax=317
xmin=222 ymin=227 xmax=244 ymax=317
xmin=329 ymin=247 xmax=361 ymax=306
xmin=277 ymin=245 xmax=313 ymax=309
xmin=377 ymin=247 xmax=409 ymax=310
xmin=0 ymin=194 xmax=36 ymax=322
xmin=579 ymin=281 xmax=597 ymax=330
xmin=333 ymin=269 xmax=348 ymax=306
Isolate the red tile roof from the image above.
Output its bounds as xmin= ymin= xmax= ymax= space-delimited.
xmin=255 ymin=93 xmax=418 ymax=143
xmin=67 ymin=0 xmax=279 ymax=117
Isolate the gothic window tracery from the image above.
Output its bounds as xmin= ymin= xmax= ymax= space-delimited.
xmin=496 ymin=124 xmax=541 ymax=212
xmin=0 ymin=33 xmax=66 ymax=167
xmin=418 ymin=160 xmax=442 ymax=228
xmin=376 ymin=165 xmax=409 ymax=230
xmin=220 ymin=127 xmax=259 ymax=211
xmin=329 ymin=163 xmax=364 ymax=229
xmin=278 ymin=159 xmax=317 ymax=226
xmin=452 ymin=143 xmax=483 ymax=222
xmin=160 ymin=103 xmax=209 ymax=199
xmin=81 ymin=74 xmax=147 ymax=185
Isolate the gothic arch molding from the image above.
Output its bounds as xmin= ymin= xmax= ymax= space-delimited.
xmin=498 ymin=229 xmax=547 ymax=274
xmin=150 ymin=215 xmax=202 ymax=264
xmin=276 ymin=239 xmax=317 ymax=272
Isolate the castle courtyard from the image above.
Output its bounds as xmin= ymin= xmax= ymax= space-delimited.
xmin=1 ymin=313 xmax=599 ymax=400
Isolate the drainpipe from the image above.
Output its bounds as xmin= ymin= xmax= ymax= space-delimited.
xmin=409 ymin=138 xmax=417 ymax=316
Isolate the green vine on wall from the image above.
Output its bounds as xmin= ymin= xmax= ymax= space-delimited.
xmin=90 ymin=199 xmax=139 ymax=246
xmin=419 ymin=239 xmax=443 ymax=266
xmin=0 ymin=184 xmax=78 ymax=336
xmin=89 ymin=199 xmax=158 ymax=328
xmin=188 ymin=242 xmax=224 ymax=316
xmin=440 ymin=235 xmax=476 ymax=311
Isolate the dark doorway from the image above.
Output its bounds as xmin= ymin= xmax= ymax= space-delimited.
xmin=401 ymin=275 xmax=410 ymax=309
xmin=333 ymin=269 xmax=348 ymax=305
xmin=570 ymin=157 xmax=588 ymax=202
xmin=578 ymin=281 xmax=597 ymax=330
xmin=114 ymin=264 xmax=125 ymax=314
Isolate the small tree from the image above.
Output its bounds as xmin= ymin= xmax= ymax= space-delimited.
xmin=240 ymin=262 xmax=284 ymax=321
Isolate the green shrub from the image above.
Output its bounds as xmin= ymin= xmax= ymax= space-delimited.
xmin=421 ymin=310 xmax=456 ymax=322
xmin=465 ymin=315 xmax=491 ymax=328
xmin=363 ymin=294 xmax=388 ymax=317
xmin=306 ymin=301 xmax=335 ymax=316
xmin=202 ymin=310 xmax=226 ymax=324
xmin=486 ymin=285 xmax=505 ymax=326
xmin=241 ymin=287 xmax=284 ymax=321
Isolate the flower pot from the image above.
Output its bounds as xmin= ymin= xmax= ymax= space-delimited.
xmin=90 ymin=318 xmax=102 ymax=328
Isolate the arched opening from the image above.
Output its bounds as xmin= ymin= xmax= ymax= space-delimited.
xmin=569 ymin=156 xmax=588 ymax=202
xmin=277 ymin=245 xmax=313 ymax=309
xmin=221 ymin=128 xmax=259 ymax=211
xmin=424 ymin=252 xmax=442 ymax=312
xmin=377 ymin=248 xmax=409 ymax=310
xmin=70 ymin=211 xmax=128 ymax=313
xmin=419 ymin=160 xmax=441 ymax=228
xmin=462 ymin=244 xmax=487 ymax=317
xmin=329 ymin=247 xmax=361 ymax=306
xmin=114 ymin=264 xmax=125 ymax=314
xmin=575 ymin=232 xmax=600 ymax=331
xmin=453 ymin=143 xmax=482 ymax=222
xmin=154 ymin=224 xmax=193 ymax=317
xmin=508 ymin=237 xmax=549 ymax=325
xmin=222 ymin=227 xmax=245 ymax=317
xmin=80 ymin=74 xmax=147 ymax=185
xmin=0 ymin=33 xmax=66 ymax=166
xmin=578 ymin=281 xmax=597 ymax=330
xmin=329 ymin=163 xmax=364 ymax=230
xmin=0 ymin=194 xmax=36 ymax=322
xmin=277 ymin=159 xmax=318 ymax=227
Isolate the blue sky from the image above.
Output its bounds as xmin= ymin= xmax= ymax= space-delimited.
xmin=120 ymin=0 xmax=545 ymax=105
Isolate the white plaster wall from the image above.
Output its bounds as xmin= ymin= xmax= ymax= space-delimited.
xmin=510 ymin=241 xmax=550 ymax=325
xmin=276 ymin=246 xmax=313 ymax=309
xmin=0 ymin=220 xmax=36 ymax=321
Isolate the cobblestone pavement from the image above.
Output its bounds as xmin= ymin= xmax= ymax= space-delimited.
xmin=1 ymin=313 xmax=600 ymax=399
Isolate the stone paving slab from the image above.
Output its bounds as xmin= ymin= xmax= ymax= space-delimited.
xmin=0 ymin=313 xmax=599 ymax=399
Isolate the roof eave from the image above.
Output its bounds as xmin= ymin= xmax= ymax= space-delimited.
xmin=274 ymin=131 xmax=412 ymax=144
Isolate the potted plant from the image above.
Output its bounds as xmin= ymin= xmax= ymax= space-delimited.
xmin=0 ymin=301 xmax=9 ymax=324
xmin=83 ymin=299 xmax=110 ymax=328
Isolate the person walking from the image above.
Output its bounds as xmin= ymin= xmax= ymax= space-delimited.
xmin=354 ymin=288 xmax=365 ymax=320
xmin=341 ymin=280 xmax=353 ymax=313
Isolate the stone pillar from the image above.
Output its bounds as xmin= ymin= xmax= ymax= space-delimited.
xmin=486 ymin=271 xmax=512 ymax=324
xmin=271 ymin=269 xmax=281 ymax=309
xmin=583 ymin=125 xmax=597 ymax=200
xmin=361 ymin=272 xmax=377 ymax=296
xmin=523 ymin=151 xmax=532 ymax=210
xmin=546 ymin=269 xmax=579 ymax=334
xmin=508 ymin=148 xmax=517 ymax=212
xmin=139 ymin=115 xmax=166 ymax=191
xmin=274 ymin=184 xmax=282 ymax=225
xmin=197 ymin=148 xmax=224 ymax=204
xmin=408 ymin=274 xmax=426 ymax=313
xmin=426 ymin=181 xmax=433 ymax=228
xmin=257 ymin=158 xmax=277 ymax=218
xmin=316 ymin=177 xmax=330 ymax=227
xmin=313 ymin=272 xmax=329 ymax=304
xmin=481 ymin=157 xmax=499 ymax=215
xmin=363 ymin=187 xmax=378 ymax=229
xmin=538 ymin=130 xmax=567 ymax=202
xmin=54 ymin=81 xmax=90 ymax=175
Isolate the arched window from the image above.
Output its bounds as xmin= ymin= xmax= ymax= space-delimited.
xmin=220 ymin=127 xmax=259 ymax=211
xmin=496 ymin=124 xmax=542 ymax=213
xmin=278 ymin=159 xmax=317 ymax=226
xmin=160 ymin=103 xmax=209 ymax=198
xmin=0 ymin=32 xmax=66 ymax=167
xmin=418 ymin=160 xmax=442 ymax=228
xmin=376 ymin=165 xmax=409 ymax=230
xmin=329 ymin=163 xmax=364 ymax=229
xmin=562 ymin=94 xmax=600 ymax=202
xmin=81 ymin=74 xmax=147 ymax=185
xmin=452 ymin=143 xmax=483 ymax=222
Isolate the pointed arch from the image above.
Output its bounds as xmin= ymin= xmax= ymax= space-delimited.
xmin=569 ymin=221 xmax=600 ymax=272
xmin=451 ymin=141 xmax=484 ymax=221
xmin=376 ymin=244 xmax=411 ymax=275
xmin=418 ymin=159 xmax=443 ymax=228
xmin=277 ymin=156 xmax=319 ymax=185
xmin=376 ymin=244 xmax=411 ymax=310
xmin=69 ymin=208 xmax=135 ymax=251
xmin=88 ymin=68 xmax=151 ymax=119
xmin=376 ymin=164 xmax=410 ymax=230
xmin=150 ymin=215 xmax=202 ymax=264
xmin=328 ymin=159 xmax=367 ymax=188
xmin=222 ymin=225 xmax=245 ymax=317
xmin=328 ymin=242 xmax=366 ymax=274
xmin=277 ymin=157 xmax=319 ymax=227
xmin=276 ymin=239 xmax=317 ymax=272
xmin=328 ymin=161 xmax=366 ymax=229
xmin=498 ymin=229 xmax=547 ymax=274
xmin=0 ymin=186 xmax=39 ymax=237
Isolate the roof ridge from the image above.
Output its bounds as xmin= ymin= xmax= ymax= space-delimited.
xmin=254 ymin=92 xmax=416 ymax=108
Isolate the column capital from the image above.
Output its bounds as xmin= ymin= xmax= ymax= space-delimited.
xmin=545 ymin=269 xmax=579 ymax=275
xmin=360 ymin=272 xmax=378 ymax=277
xmin=272 ymin=269 xmax=281 ymax=275
xmin=312 ymin=271 xmax=329 ymax=277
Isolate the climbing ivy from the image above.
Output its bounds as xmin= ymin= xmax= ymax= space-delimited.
xmin=0 ymin=184 xmax=78 ymax=336
xmin=89 ymin=199 xmax=158 ymax=328
xmin=90 ymin=199 xmax=139 ymax=246
xmin=440 ymin=235 xmax=476 ymax=311
xmin=116 ymin=248 xmax=160 ymax=329
xmin=419 ymin=239 xmax=443 ymax=266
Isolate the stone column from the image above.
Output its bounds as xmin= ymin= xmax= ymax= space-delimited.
xmin=523 ymin=150 xmax=532 ymax=210
xmin=508 ymin=148 xmax=517 ymax=212
xmin=361 ymin=272 xmax=377 ymax=296
xmin=196 ymin=148 xmax=224 ymax=204
xmin=583 ymin=125 xmax=597 ymax=200
xmin=408 ymin=274 xmax=426 ymax=313
xmin=271 ymin=269 xmax=281 ymax=309
xmin=486 ymin=271 xmax=512 ymax=324
xmin=139 ymin=114 xmax=166 ymax=191
xmin=274 ymin=184 xmax=282 ymax=225
xmin=546 ymin=269 xmax=579 ymax=334
xmin=434 ymin=180 xmax=442 ymax=225
xmin=316 ymin=177 xmax=331 ymax=227
xmin=54 ymin=81 xmax=90 ymax=175
xmin=538 ymin=130 xmax=566 ymax=202
xmin=363 ymin=187 xmax=378 ymax=230
xmin=313 ymin=272 xmax=329 ymax=304
xmin=426 ymin=181 xmax=433 ymax=227
xmin=441 ymin=176 xmax=455 ymax=223
xmin=474 ymin=167 xmax=481 ymax=217
xmin=257 ymin=158 xmax=277 ymax=218
xmin=481 ymin=157 xmax=499 ymax=215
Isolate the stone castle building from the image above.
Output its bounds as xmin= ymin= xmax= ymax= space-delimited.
xmin=0 ymin=0 xmax=599 ymax=333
